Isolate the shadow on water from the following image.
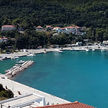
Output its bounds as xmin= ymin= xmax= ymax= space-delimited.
xmin=14 ymin=69 xmax=49 ymax=85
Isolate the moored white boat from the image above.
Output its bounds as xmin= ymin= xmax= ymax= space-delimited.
xmin=85 ymin=48 xmax=89 ymax=51
xmin=14 ymin=56 xmax=19 ymax=59
xmin=101 ymin=47 xmax=106 ymax=52
xmin=27 ymin=53 xmax=35 ymax=56
xmin=18 ymin=60 xmax=25 ymax=64
xmin=54 ymin=48 xmax=63 ymax=52
xmin=11 ymin=56 xmax=19 ymax=59
xmin=92 ymin=48 xmax=95 ymax=51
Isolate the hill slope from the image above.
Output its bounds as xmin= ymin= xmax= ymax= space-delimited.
xmin=0 ymin=0 xmax=107 ymax=28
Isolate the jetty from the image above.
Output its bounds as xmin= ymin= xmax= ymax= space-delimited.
xmin=5 ymin=60 xmax=34 ymax=78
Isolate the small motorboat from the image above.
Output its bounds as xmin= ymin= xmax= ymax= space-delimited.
xmin=18 ymin=60 xmax=25 ymax=64
xmin=27 ymin=53 xmax=35 ymax=56
xmin=54 ymin=48 xmax=63 ymax=52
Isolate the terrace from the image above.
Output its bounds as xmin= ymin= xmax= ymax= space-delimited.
xmin=0 ymin=93 xmax=45 ymax=108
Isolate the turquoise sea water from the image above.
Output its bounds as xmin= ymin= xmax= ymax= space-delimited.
xmin=1 ymin=51 xmax=108 ymax=108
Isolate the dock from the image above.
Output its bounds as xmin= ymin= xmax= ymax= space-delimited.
xmin=5 ymin=60 xmax=34 ymax=78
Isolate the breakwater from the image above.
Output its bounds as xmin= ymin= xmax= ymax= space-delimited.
xmin=5 ymin=60 xmax=34 ymax=78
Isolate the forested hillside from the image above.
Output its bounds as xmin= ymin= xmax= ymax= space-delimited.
xmin=0 ymin=0 xmax=108 ymax=51
xmin=0 ymin=0 xmax=107 ymax=28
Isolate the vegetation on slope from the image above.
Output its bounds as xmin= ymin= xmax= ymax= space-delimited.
xmin=0 ymin=84 xmax=14 ymax=100
xmin=0 ymin=0 xmax=108 ymax=51
xmin=0 ymin=0 xmax=107 ymax=28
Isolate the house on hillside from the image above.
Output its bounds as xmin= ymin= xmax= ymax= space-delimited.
xmin=35 ymin=25 xmax=86 ymax=35
xmin=1 ymin=25 xmax=16 ymax=31
xmin=64 ymin=26 xmax=82 ymax=35
xmin=53 ymin=27 xmax=62 ymax=33
xmin=46 ymin=25 xmax=53 ymax=31
xmin=0 ymin=37 xmax=8 ymax=43
xmin=36 ymin=26 xmax=44 ymax=31
xmin=74 ymin=26 xmax=86 ymax=35
xmin=52 ymin=26 xmax=85 ymax=35
xmin=61 ymin=28 xmax=67 ymax=34
xmin=75 ymin=26 xmax=83 ymax=35
xmin=65 ymin=26 xmax=76 ymax=34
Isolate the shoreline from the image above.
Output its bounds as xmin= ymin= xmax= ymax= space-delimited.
xmin=0 ymin=48 xmax=71 ymax=107
xmin=0 ymin=45 xmax=108 ymax=61
xmin=1 ymin=45 xmax=108 ymax=78
xmin=0 ymin=74 xmax=70 ymax=106
xmin=0 ymin=45 xmax=105 ymax=107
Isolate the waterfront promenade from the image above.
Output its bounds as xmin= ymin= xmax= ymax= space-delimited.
xmin=0 ymin=45 xmax=108 ymax=61
xmin=0 ymin=74 xmax=70 ymax=107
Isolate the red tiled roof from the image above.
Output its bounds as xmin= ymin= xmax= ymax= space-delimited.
xmin=75 ymin=26 xmax=80 ymax=28
xmin=2 ymin=25 xmax=15 ymax=28
xmin=65 ymin=26 xmax=75 ymax=29
xmin=2 ymin=37 xmax=8 ymax=39
xmin=0 ymin=37 xmax=8 ymax=40
xmin=53 ymin=27 xmax=60 ymax=29
xmin=46 ymin=25 xmax=52 ymax=28
xmin=61 ymin=28 xmax=65 ymax=29
xmin=36 ymin=102 xmax=94 ymax=108
xmin=36 ymin=26 xmax=43 ymax=28
xmin=65 ymin=26 xmax=80 ymax=29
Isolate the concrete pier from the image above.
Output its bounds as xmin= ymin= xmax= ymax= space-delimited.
xmin=5 ymin=61 xmax=34 ymax=78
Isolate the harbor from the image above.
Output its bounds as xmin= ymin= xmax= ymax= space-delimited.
xmin=0 ymin=45 xmax=108 ymax=107
xmin=0 ymin=52 xmax=70 ymax=108
xmin=12 ymin=50 xmax=108 ymax=108
xmin=0 ymin=0 xmax=107 ymax=107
